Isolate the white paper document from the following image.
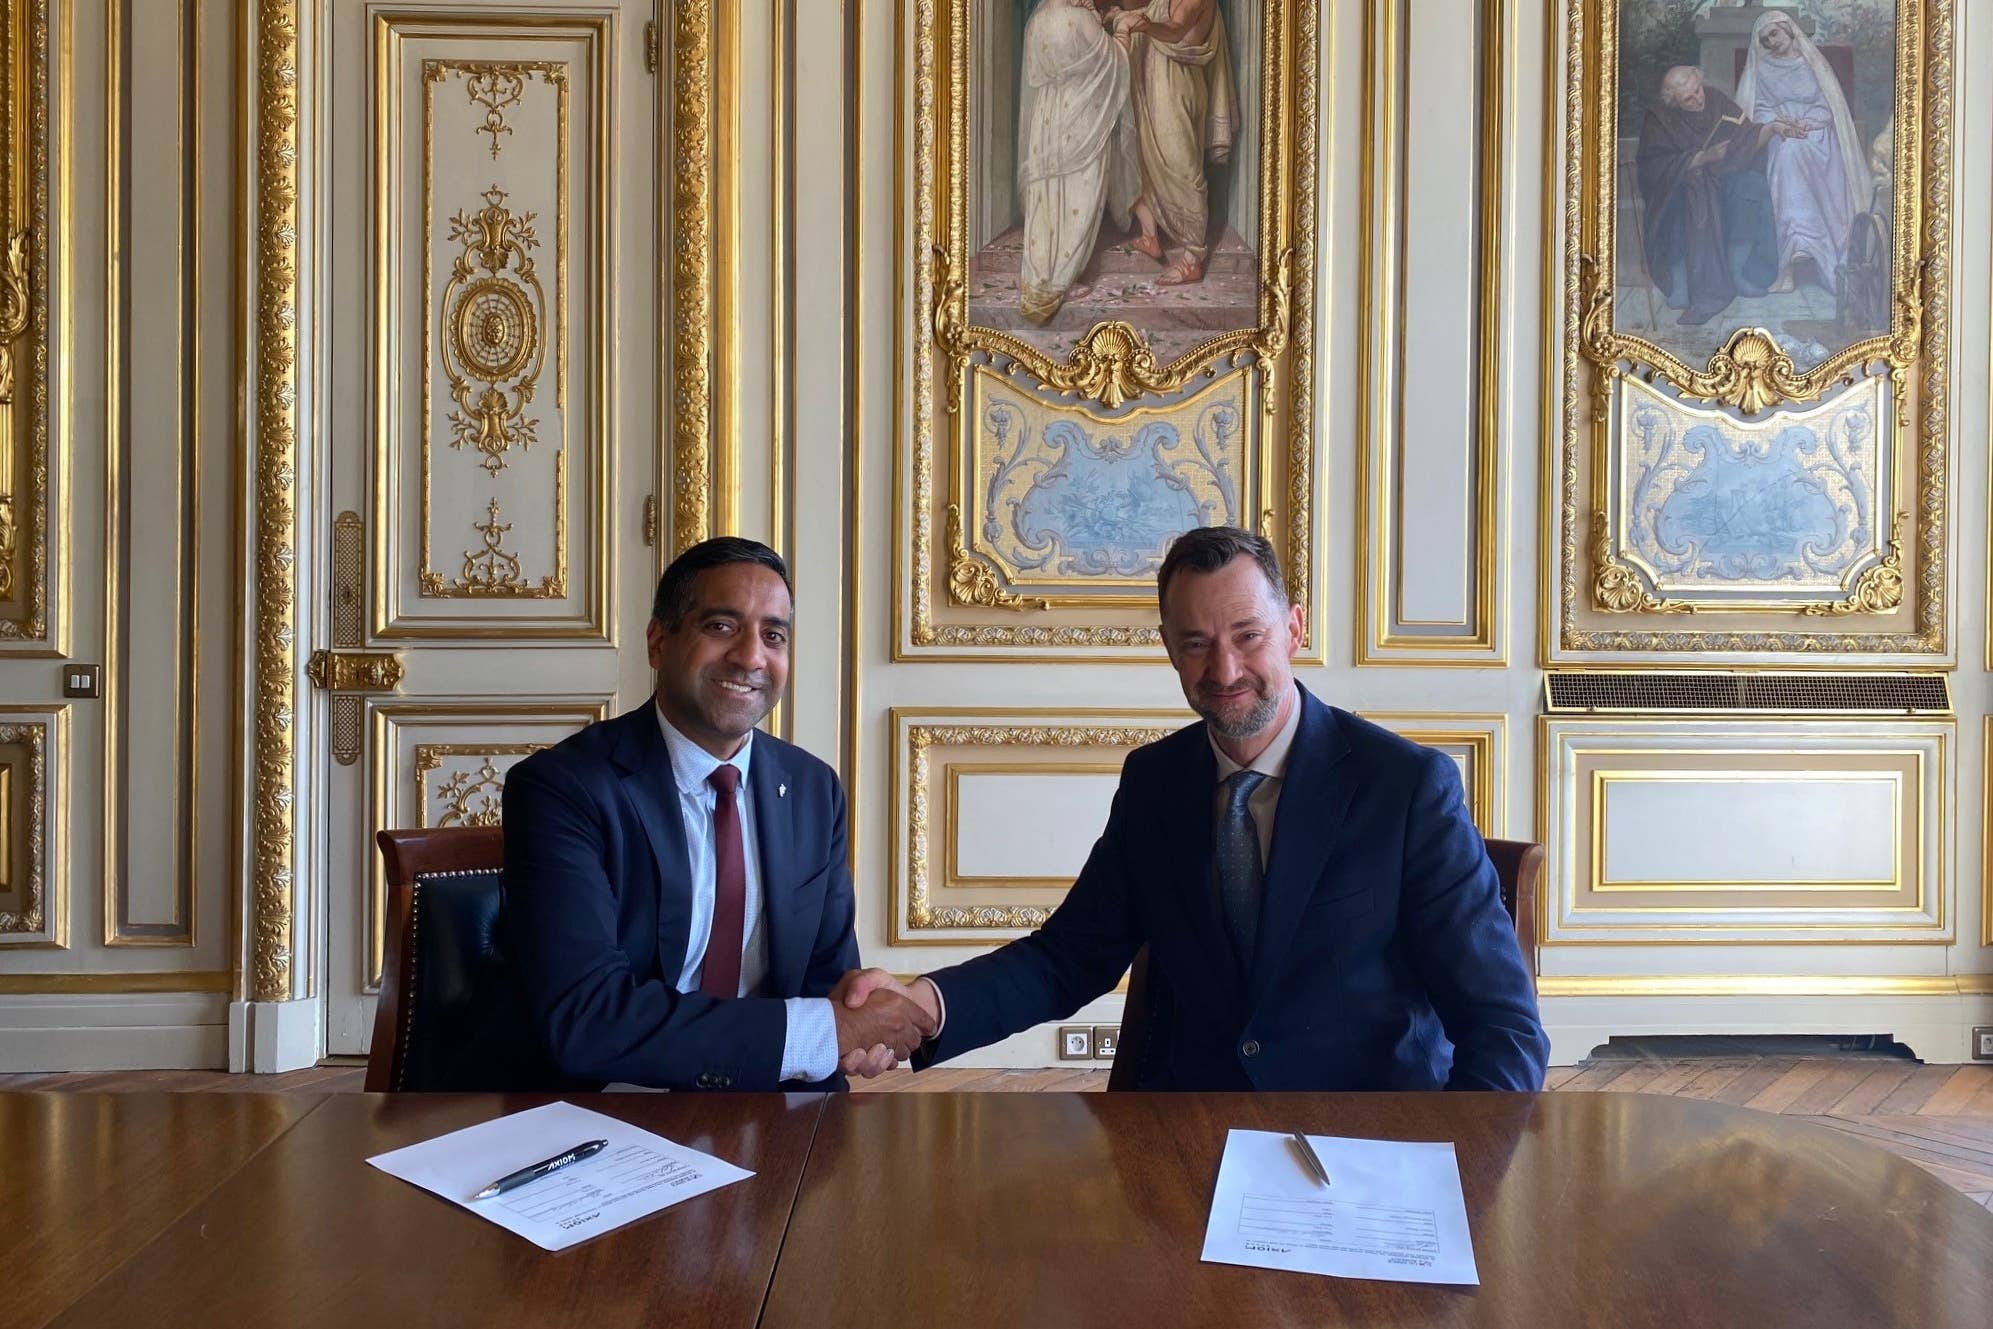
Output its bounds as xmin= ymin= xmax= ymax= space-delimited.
xmin=1201 ymin=1129 xmax=1479 ymax=1285
xmin=367 ymin=1100 xmax=753 ymax=1251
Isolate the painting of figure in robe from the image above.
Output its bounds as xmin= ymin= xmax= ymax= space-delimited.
xmin=1614 ymin=1 xmax=1897 ymax=371
xmin=964 ymin=0 xmax=1263 ymax=364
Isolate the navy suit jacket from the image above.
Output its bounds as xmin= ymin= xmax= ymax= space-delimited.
xmin=921 ymin=686 xmax=1549 ymax=1090
xmin=501 ymin=705 xmax=860 ymax=1090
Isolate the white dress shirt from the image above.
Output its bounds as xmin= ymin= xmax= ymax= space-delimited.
xmin=1208 ymin=687 xmax=1304 ymax=867
xmin=656 ymin=706 xmax=839 ymax=1082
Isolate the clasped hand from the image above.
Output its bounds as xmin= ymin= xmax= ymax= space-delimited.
xmin=829 ymin=968 xmax=939 ymax=1079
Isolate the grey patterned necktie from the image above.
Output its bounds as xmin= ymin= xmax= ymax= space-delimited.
xmin=1216 ymin=769 xmax=1269 ymax=973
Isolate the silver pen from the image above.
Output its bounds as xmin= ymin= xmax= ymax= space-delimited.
xmin=1289 ymin=1131 xmax=1332 ymax=1188
xmin=471 ymin=1138 xmax=609 ymax=1201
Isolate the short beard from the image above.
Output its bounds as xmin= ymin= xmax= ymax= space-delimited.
xmin=1196 ymin=690 xmax=1281 ymax=741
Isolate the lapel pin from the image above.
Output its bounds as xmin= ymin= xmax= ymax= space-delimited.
xmin=778 ymin=783 xmax=787 ymax=798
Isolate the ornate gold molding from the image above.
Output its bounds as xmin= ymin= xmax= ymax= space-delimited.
xmin=905 ymin=0 xmax=1319 ymax=655
xmin=1590 ymin=512 xmax=1690 ymax=616
xmin=305 ymin=650 xmax=404 ymax=695
xmin=249 ymin=0 xmax=300 ymax=1001
xmin=669 ymin=0 xmax=712 ymax=555
xmin=414 ymin=745 xmax=537 ymax=829
xmin=0 ymin=721 xmax=45 ymax=935
xmin=932 ymin=246 xmax=1291 ymax=413
xmin=1552 ymin=1 xmax=1951 ymax=655
xmin=0 ymin=0 xmax=49 ymax=642
xmin=943 ymin=503 xmax=1045 ymax=612
xmin=1802 ymin=514 xmax=1907 ymax=618
xmin=903 ymin=722 xmax=1175 ymax=933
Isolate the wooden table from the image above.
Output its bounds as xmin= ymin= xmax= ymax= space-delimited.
xmin=1 ymin=1091 xmax=323 ymax=1329
xmin=760 ymin=1091 xmax=1993 ymax=1328
xmin=41 ymin=1092 xmax=826 ymax=1329
xmin=10 ymin=1089 xmax=1991 ymax=1328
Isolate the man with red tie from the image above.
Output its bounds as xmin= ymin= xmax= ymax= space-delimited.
xmin=502 ymin=538 xmax=933 ymax=1089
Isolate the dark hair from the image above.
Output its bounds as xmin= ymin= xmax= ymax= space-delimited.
xmin=651 ymin=537 xmax=792 ymax=628
xmin=1156 ymin=525 xmax=1285 ymax=616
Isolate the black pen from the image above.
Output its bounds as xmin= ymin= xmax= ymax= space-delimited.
xmin=471 ymin=1139 xmax=609 ymax=1200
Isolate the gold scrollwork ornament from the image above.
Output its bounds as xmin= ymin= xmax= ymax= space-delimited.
xmin=0 ymin=230 xmax=30 ymax=599
xmin=1801 ymin=514 xmax=1907 ymax=617
xmin=944 ymin=503 xmax=1047 ymax=612
xmin=1590 ymin=513 xmax=1692 ymax=615
xmin=932 ymin=246 xmax=1291 ymax=412
xmin=441 ymin=187 xmax=547 ymax=475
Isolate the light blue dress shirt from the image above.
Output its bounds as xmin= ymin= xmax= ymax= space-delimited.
xmin=656 ymin=707 xmax=839 ymax=1083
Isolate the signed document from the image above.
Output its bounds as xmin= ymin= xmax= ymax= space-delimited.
xmin=1200 ymin=1129 xmax=1479 ymax=1286
xmin=367 ymin=1100 xmax=753 ymax=1251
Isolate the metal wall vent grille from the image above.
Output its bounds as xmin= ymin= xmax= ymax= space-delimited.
xmin=1543 ymin=672 xmax=1951 ymax=715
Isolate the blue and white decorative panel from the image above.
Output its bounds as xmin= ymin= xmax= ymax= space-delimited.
xmin=1609 ymin=373 xmax=1894 ymax=608
xmin=967 ymin=365 xmax=1254 ymax=599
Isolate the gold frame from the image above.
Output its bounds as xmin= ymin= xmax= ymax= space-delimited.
xmin=900 ymin=0 xmax=1321 ymax=658
xmin=1548 ymin=0 xmax=1952 ymax=656
xmin=1536 ymin=716 xmax=1952 ymax=946
xmin=0 ymin=0 xmax=49 ymax=649
xmin=891 ymin=707 xmax=1187 ymax=943
xmin=942 ymin=761 xmax=1125 ymax=890
xmin=669 ymin=0 xmax=715 ymax=556
xmin=371 ymin=14 xmax=611 ymax=640
xmin=1355 ymin=0 xmax=1507 ymax=665
xmin=0 ymin=705 xmax=63 ymax=948
xmin=247 ymin=0 xmax=300 ymax=1001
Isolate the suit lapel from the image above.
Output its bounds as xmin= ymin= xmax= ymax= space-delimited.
xmin=611 ymin=707 xmax=695 ymax=983
xmin=1247 ymin=689 xmax=1354 ymax=1013
xmin=1156 ymin=731 xmax=1247 ymax=1014
xmin=748 ymin=735 xmax=804 ymax=996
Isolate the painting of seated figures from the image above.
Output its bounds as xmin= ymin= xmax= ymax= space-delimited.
xmin=1616 ymin=0 xmax=1898 ymax=372
xmin=963 ymin=0 xmax=1263 ymax=365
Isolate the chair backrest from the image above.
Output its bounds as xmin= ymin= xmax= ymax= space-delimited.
xmin=367 ymin=826 xmax=539 ymax=1092
xmin=1105 ymin=835 xmax=1542 ymax=1091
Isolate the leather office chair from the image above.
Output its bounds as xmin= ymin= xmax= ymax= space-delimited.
xmin=366 ymin=826 xmax=557 ymax=1092
xmin=1105 ymin=835 xmax=1543 ymax=1091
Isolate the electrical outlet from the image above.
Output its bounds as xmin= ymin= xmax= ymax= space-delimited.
xmin=1058 ymin=1026 xmax=1093 ymax=1060
xmin=1091 ymin=1025 xmax=1119 ymax=1059
xmin=1973 ymin=1026 xmax=1993 ymax=1060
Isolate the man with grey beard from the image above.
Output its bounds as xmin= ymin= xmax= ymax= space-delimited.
xmin=833 ymin=526 xmax=1548 ymax=1091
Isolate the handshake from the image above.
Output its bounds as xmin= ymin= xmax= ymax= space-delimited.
xmin=828 ymin=968 xmax=940 ymax=1079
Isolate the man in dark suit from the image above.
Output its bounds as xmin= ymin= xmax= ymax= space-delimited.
xmin=502 ymin=537 xmax=933 ymax=1089
xmin=839 ymin=526 xmax=1548 ymax=1090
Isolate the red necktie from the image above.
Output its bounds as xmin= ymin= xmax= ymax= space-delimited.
xmin=699 ymin=764 xmax=747 ymax=999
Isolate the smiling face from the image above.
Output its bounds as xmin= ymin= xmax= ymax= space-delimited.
xmin=647 ymin=562 xmax=792 ymax=758
xmin=1160 ymin=554 xmax=1304 ymax=754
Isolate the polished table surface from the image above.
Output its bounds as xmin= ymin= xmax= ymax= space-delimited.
xmin=0 ymin=1091 xmax=324 ymax=1329
xmin=11 ymin=1089 xmax=1993 ymax=1328
xmin=761 ymin=1091 xmax=1993 ymax=1328
xmin=39 ymin=1092 xmax=826 ymax=1329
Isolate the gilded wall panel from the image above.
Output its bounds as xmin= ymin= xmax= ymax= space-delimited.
xmin=0 ymin=708 xmax=63 ymax=948
xmin=365 ymin=699 xmax=606 ymax=987
xmin=892 ymin=707 xmax=1187 ymax=942
xmin=0 ymin=0 xmax=50 ymax=646
xmin=900 ymin=0 xmax=1320 ymax=658
xmin=1539 ymin=717 xmax=1951 ymax=944
xmin=1550 ymin=0 xmax=1949 ymax=659
xmin=373 ymin=16 xmax=609 ymax=640
xmin=1357 ymin=0 xmax=1507 ymax=664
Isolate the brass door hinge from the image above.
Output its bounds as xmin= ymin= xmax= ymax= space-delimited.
xmin=643 ymin=493 xmax=658 ymax=548
xmin=645 ymin=20 xmax=659 ymax=75
xmin=306 ymin=649 xmax=405 ymax=694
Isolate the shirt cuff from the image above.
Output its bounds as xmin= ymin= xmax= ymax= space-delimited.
xmin=781 ymin=997 xmax=840 ymax=1083
xmin=917 ymin=975 xmax=947 ymax=1037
